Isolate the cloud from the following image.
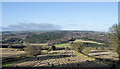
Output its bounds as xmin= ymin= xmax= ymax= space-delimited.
xmin=66 ymin=19 xmax=75 ymax=22
xmin=2 ymin=23 xmax=62 ymax=31
xmin=67 ymin=24 xmax=78 ymax=27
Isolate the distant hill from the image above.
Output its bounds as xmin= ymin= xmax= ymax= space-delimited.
xmin=2 ymin=30 xmax=109 ymax=45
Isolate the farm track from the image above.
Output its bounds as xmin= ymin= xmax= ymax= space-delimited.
xmin=13 ymin=50 xmax=109 ymax=67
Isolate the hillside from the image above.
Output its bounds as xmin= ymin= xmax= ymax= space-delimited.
xmin=2 ymin=31 xmax=109 ymax=46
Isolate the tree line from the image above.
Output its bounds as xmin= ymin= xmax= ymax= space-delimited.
xmin=24 ymin=31 xmax=68 ymax=43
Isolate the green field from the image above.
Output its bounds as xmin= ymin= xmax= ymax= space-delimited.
xmin=54 ymin=43 xmax=71 ymax=48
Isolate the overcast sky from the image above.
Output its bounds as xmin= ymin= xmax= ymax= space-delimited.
xmin=2 ymin=2 xmax=118 ymax=32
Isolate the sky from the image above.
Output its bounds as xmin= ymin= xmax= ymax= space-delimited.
xmin=2 ymin=2 xmax=118 ymax=32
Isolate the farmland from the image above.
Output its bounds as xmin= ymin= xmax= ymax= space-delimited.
xmin=1 ymin=48 xmax=25 ymax=58
xmin=74 ymin=39 xmax=105 ymax=45
xmin=88 ymin=50 xmax=118 ymax=61
xmin=1 ymin=31 xmax=119 ymax=68
xmin=11 ymin=50 xmax=109 ymax=67
xmin=54 ymin=43 xmax=71 ymax=47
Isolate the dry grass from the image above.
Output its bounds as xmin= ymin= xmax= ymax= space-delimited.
xmin=1 ymin=48 xmax=25 ymax=58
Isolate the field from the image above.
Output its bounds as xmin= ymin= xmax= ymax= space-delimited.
xmin=2 ymin=48 xmax=118 ymax=67
xmin=88 ymin=50 xmax=118 ymax=61
xmin=11 ymin=50 xmax=109 ymax=67
xmin=74 ymin=39 xmax=105 ymax=45
xmin=1 ymin=48 xmax=25 ymax=58
xmin=2 ymin=39 xmax=118 ymax=67
xmin=55 ymin=43 xmax=71 ymax=48
xmin=23 ymin=43 xmax=48 ymax=46
xmin=2 ymin=31 xmax=119 ymax=68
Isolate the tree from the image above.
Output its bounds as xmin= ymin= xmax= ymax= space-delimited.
xmin=48 ymin=45 xmax=56 ymax=52
xmin=71 ymin=42 xmax=84 ymax=53
xmin=108 ymin=24 xmax=120 ymax=52
xmin=8 ymin=41 xmax=12 ymax=48
xmin=108 ymin=24 xmax=120 ymax=67
xmin=24 ymin=46 xmax=42 ymax=57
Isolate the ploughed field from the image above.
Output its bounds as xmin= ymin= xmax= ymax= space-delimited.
xmin=12 ymin=50 xmax=109 ymax=67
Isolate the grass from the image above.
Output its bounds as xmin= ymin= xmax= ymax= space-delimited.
xmin=2 ymin=43 xmax=48 ymax=46
xmin=29 ymin=43 xmax=48 ymax=46
xmin=2 ymin=48 xmax=25 ymax=58
xmin=2 ymin=57 xmax=34 ymax=67
xmin=55 ymin=43 xmax=71 ymax=48
xmin=74 ymin=39 xmax=105 ymax=45
xmin=23 ymin=43 xmax=48 ymax=46
xmin=74 ymin=50 xmax=95 ymax=61
xmin=2 ymin=61 xmax=20 ymax=67
xmin=82 ymin=48 xmax=116 ymax=65
xmin=82 ymin=48 xmax=91 ymax=54
xmin=41 ymin=50 xmax=48 ymax=54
